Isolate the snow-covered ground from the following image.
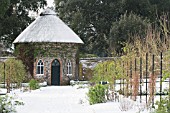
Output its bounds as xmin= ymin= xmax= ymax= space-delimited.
xmin=3 ymin=86 xmax=152 ymax=113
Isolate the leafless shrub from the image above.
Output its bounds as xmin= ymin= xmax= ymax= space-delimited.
xmin=148 ymin=73 xmax=156 ymax=105
xmin=135 ymin=102 xmax=146 ymax=113
xmin=119 ymin=98 xmax=134 ymax=111
xmin=132 ymin=72 xmax=139 ymax=101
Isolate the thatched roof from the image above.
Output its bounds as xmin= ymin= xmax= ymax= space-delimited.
xmin=13 ymin=8 xmax=84 ymax=44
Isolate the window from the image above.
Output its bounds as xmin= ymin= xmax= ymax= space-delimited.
xmin=36 ymin=60 xmax=44 ymax=75
xmin=67 ymin=61 xmax=72 ymax=76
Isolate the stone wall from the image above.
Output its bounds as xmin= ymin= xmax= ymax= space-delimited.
xmin=79 ymin=57 xmax=117 ymax=81
xmin=33 ymin=43 xmax=79 ymax=85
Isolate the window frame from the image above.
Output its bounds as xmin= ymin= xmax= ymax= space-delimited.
xmin=67 ymin=60 xmax=72 ymax=76
xmin=36 ymin=59 xmax=44 ymax=75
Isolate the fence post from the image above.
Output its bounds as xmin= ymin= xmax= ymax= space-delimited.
xmin=160 ymin=52 xmax=163 ymax=102
xmin=146 ymin=53 xmax=148 ymax=104
xmin=140 ymin=57 xmax=142 ymax=103
xmin=126 ymin=61 xmax=129 ymax=97
xmin=152 ymin=54 xmax=155 ymax=107
xmin=134 ymin=58 xmax=137 ymax=101
xmin=130 ymin=60 xmax=132 ymax=98
xmin=123 ymin=61 xmax=124 ymax=95
xmin=169 ymin=64 xmax=170 ymax=104
xmin=4 ymin=62 xmax=5 ymax=88
xmin=7 ymin=64 xmax=10 ymax=93
xmin=119 ymin=60 xmax=122 ymax=92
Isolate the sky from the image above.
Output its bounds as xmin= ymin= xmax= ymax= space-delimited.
xmin=29 ymin=0 xmax=55 ymax=18
xmin=46 ymin=0 xmax=55 ymax=7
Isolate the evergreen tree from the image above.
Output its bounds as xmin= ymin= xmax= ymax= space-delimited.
xmin=55 ymin=0 xmax=126 ymax=56
xmin=55 ymin=0 xmax=170 ymax=56
xmin=109 ymin=13 xmax=150 ymax=55
xmin=0 ymin=0 xmax=10 ymax=17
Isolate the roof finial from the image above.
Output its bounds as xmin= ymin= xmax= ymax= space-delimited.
xmin=40 ymin=8 xmax=56 ymax=16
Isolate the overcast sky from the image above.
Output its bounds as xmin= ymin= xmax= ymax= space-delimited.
xmin=46 ymin=0 xmax=55 ymax=7
xmin=29 ymin=0 xmax=55 ymax=18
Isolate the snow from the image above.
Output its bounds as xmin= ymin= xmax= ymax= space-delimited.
xmin=13 ymin=8 xmax=84 ymax=44
xmin=1 ymin=77 xmax=168 ymax=113
xmin=5 ymin=86 xmax=151 ymax=113
xmin=0 ymin=88 xmax=7 ymax=95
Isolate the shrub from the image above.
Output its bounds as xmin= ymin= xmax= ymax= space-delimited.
xmin=0 ymin=95 xmax=24 ymax=113
xmin=87 ymin=84 xmax=107 ymax=105
xmin=0 ymin=59 xmax=26 ymax=88
xmin=29 ymin=79 xmax=40 ymax=90
xmin=92 ymin=60 xmax=123 ymax=87
xmin=154 ymin=97 xmax=170 ymax=113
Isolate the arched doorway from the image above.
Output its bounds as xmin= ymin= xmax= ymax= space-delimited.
xmin=51 ymin=59 xmax=60 ymax=85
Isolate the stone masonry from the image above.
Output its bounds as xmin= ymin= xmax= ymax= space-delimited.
xmin=31 ymin=42 xmax=79 ymax=85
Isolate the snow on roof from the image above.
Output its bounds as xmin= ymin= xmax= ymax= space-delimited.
xmin=13 ymin=8 xmax=84 ymax=44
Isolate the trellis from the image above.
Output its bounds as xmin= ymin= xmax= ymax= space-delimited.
xmin=119 ymin=52 xmax=169 ymax=105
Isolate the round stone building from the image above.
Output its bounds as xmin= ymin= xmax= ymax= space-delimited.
xmin=13 ymin=8 xmax=84 ymax=85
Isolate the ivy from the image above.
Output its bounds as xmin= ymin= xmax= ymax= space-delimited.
xmin=14 ymin=43 xmax=79 ymax=76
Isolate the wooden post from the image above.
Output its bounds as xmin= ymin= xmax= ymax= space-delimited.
xmin=7 ymin=63 xmax=10 ymax=93
xmin=4 ymin=62 xmax=5 ymax=88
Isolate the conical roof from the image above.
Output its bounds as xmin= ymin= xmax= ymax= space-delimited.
xmin=13 ymin=8 xmax=84 ymax=44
